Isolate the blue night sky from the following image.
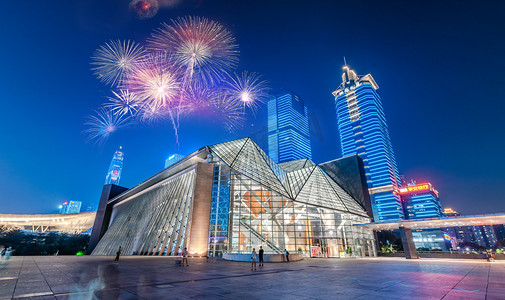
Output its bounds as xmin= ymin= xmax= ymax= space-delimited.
xmin=0 ymin=0 xmax=504 ymax=215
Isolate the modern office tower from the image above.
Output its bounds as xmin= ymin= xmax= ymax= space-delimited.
xmin=165 ymin=153 xmax=184 ymax=168
xmin=67 ymin=201 xmax=82 ymax=214
xmin=471 ymin=226 xmax=497 ymax=248
xmin=492 ymin=224 xmax=505 ymax=241
xmin=105 ymin=146 xmax=124 ymax=185
xmin=59 ymin=202 xmax=68 ymax=214
xmin=59 ymin=200 xmax=82 ymax=214
xmin=267 ymin=90 xmax=311 ymax=163
xmin=398 ymin=182 xmax=443 ymax=219
xmin=333 ymin=66 xmax=402 ymax=221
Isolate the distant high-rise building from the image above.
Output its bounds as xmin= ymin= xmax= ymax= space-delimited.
xmin=443 ymin=208 xmax=461 ymax=217
xmin=59 ymin=200 xmax=82 ymax=214
xmin=398 ymin=182 xmax=443 ymax=219
xmin=333 ymin=66 xmax=402 ymax=221
xmin=59 ymin=202 xmax=68 ymax=214
xmin=165 ymin=153 xmax=184 ymax=168
xmin=267 ymin=90 xmax=311 ymax=163
xmin=105 ymin=146 xmax=124 ymax=185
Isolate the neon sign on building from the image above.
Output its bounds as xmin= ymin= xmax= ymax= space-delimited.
xmin=398 ymin=183 xmax=432 ymax=195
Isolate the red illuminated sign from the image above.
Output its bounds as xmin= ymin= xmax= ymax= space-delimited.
xmin=398 ymin=183 xmax=431 ymax=195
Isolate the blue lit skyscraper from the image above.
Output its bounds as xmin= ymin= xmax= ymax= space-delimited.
xmin=333 ymin=66 xmax=403 ymax=221
xmin=105 ymin=146 xmax=124 ymax=185
xmin=165 ymin=153 xmax=184 ymax=168
xmin=267 ymin=90 xmax=311 ymax=163
xmin=399 ymin=182 xmax=443 ymax=219
xmin=59 ymin=200 xmax=82 ymax=214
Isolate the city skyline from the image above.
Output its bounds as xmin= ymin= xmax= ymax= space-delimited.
xmin=0 ymin=1 xmax=504 ymax=216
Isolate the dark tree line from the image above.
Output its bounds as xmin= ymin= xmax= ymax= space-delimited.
xmin=0 ymin=227 xmax=90 ymax=255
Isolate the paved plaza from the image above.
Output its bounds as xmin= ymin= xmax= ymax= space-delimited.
xmin=0 ymin=256 xmax=504 ymax=299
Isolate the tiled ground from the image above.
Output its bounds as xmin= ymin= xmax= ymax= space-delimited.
xmin=0 ymin=256 xmax=503 ymax=299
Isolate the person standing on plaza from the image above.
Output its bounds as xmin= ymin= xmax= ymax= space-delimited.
xmin=4 ymin=247 xmax=12 ymax=260
xmin=182 ymin=247 xmax=189 ymax=266
xmin=114 ymin=246 xmax=122 ymax=262
xmin=0 ymin=246 xmax=5 ymax=262
xmin=251 ymin=248 xmax=257 ymax=270
xmin=258 ymin=246 xmax=264 ymax=267
xmin=285 ymin=249 xmax=289 ymax=262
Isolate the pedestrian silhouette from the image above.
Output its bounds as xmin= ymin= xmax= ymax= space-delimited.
xmin=258 ymin=246 xmax=264 ymax=267
xmin=182 ymin=247 xmax=189 ymax=266
xmin=114 ymin=246 xmax=122 ymax=262
xmin=251 ymin=248 xmax=257 ymax=270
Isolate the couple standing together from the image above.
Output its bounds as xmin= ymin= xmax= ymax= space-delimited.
xmin=250 ymin=246 xmax=264 ymax=270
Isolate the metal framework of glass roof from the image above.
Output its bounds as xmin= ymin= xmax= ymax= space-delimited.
xmin=209 ymin=138 xmax=369 ymax=218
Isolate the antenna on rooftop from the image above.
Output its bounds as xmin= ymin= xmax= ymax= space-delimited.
xmin=343 ymin=56 xmax=347 ymax=66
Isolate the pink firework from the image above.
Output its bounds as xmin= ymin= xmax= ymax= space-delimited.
xmin=123 ymin=53 xmax=183 ymax=115
xmin=148 ymin=16 xmax=239 ymax=86
xmin=129 ymin=0 xmax=159 ymax=20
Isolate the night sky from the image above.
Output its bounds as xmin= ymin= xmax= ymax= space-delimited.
xmin=1 ymin=0 xmax=504 ymax=215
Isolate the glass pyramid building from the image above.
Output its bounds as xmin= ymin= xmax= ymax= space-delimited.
xmin=91 ymin=138 xmax=376 ymax=258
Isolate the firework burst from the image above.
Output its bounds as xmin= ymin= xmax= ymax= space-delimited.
xmin=124 ymin=53 xmax=183 ymax=113
xmin=91 ymin=40 xmax=146 ymax=86
xmin=223 ymin=71 xmax=269 ymax=112
xmin=84 ymin=108 xmax=131 ymax=146
xmin=105 ymin=90 xmax=140 ymax=117
xmin=86 ymin=16 xmax=269 ymax=146
xmin=209 ymin=94 xmax=245 ymax=132
xmin=129 ymin=0 xmax=159 ymax=19
xmin=148 ymin=16 xmax=239 ymax=86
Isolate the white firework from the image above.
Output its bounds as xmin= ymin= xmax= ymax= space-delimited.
xmin=83 ymin=108 xmax=131 ymax=146
xmin=105 ymin=90 xmax=140 ymax=117
xmin=91 ymin=39 xmax=146 ymax=86
xmin=222 ymin=71 xmax=269 ymax=113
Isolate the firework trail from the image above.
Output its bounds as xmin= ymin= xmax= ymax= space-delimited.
xmin=105 ymin=90 xmax=140 ymax=118
xmin=129 ymin=0 xmax=159 ymax=19
xmin=84 ymin=108 xmax=131 ymax=147
xmin=91 ymin=40 xmax=146 ymax=87
xmin=123 ymin=52 xmax=183 ymax=142
xmin=148 ymin=16 xmax=239 ymax=86
xmin=223 ymin=71 xmax=269 ymax=113
xmin=210 ymin=94 xmax=245 ymax=132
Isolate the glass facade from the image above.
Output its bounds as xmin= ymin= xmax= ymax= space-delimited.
xmin=208 ymin=138 xmax=375 ymax=258
xmin=267 ymin=90 xmax=311 ymax=163
xmin=333 ymin=66 xmax=403 ymax=221
xmin=105 ymin=146 xmax=124 ymax=185
xmin=93 ymin=138 xmax=376 ymax=258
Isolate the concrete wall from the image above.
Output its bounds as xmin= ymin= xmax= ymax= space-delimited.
xmin=187 ymin=162 xmax=214 ymax=257
xmin=87 ymin=184 xmax=128 ymax=254
xmin=223 ymin=253 xmax=303 ymax=262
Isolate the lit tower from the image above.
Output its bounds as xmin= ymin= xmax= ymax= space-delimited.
xmin=105 ymin=146 xmax=124 ymax=185
xmin=267 ymin=90 xmax=311 ymax=163
xmin=333 ymin=65 xmax=402 ymax=221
